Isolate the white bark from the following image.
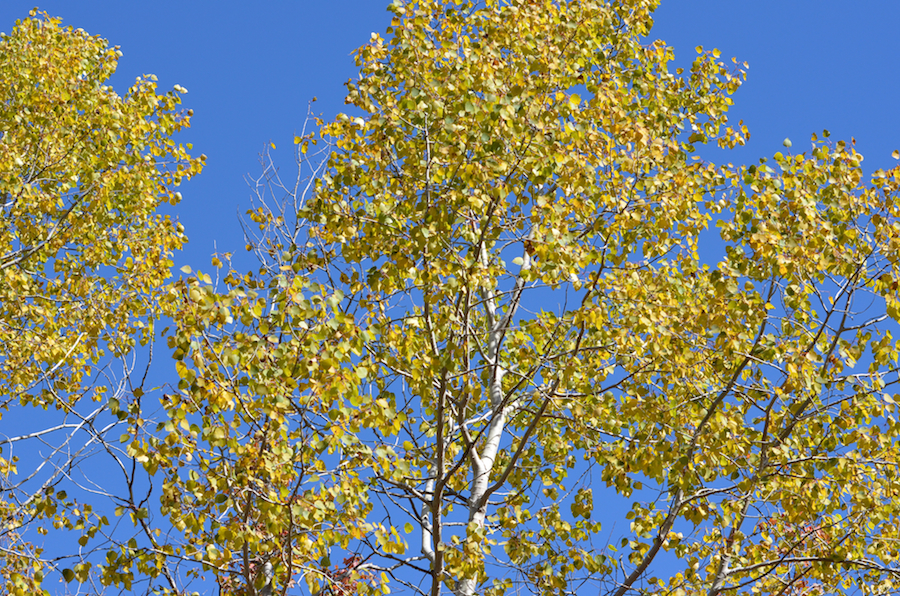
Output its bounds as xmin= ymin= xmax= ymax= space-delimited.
xmin=452 ymin=241 xmax=531 ymax=596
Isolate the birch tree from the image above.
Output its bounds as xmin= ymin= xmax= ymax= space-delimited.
xmin=161 ymin=1 xmax=900 ymax=595
xmin=0 ymin=1 xmax=884 ymax=595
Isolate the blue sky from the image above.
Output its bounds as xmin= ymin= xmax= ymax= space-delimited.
xmin=2 ymin=2 xmax=899 ymax=593
xmin=1 ymin=1 xmax=897 ymax=273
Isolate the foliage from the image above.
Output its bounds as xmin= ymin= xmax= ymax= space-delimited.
xmin=0 ymin=10 xmax=202 ymax=596
xmin=163 ymin=1 xmax=900 ymax=595
xmin=6 ymin=1 xmax=900 ymax=596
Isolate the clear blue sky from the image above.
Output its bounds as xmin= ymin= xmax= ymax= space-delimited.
xmin=2 ymin=3 xmax=899 ymax=593
xmin=1 ymin=1 xmax=897 ymax=272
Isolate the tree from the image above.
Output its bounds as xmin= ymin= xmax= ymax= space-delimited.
xmin=7 ymin=1 xmax=900 ymax=596
xmin=161 ymin=0 xmax=900 ymax=595
xmin=0 ymin=10 xmax=202 ymax=595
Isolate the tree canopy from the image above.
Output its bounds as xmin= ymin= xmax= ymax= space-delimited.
xmin=5 ymin=2 xmax=900 ymax=596
xmin=0 ymin=9 xmax=202 ymax=595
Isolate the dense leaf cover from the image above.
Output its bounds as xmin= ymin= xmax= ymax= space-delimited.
xmin=5 ymin=1 xmax=900 ymax=596
xmin=0 ymin=10 xmax=202 ymax=596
